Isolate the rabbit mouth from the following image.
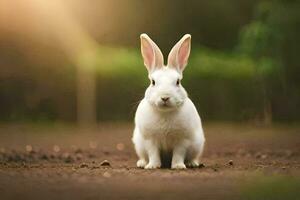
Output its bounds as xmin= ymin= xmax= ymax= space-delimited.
xmin=161 ymin=103 xmax=170 ymax=107
xmin=156 ymin=101 xmax=175 ymax=110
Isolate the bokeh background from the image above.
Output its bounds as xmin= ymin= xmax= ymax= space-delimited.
xmin=1 ymin=1 xmax=300 ymax=199
xmin=0 ymin=0 xmax=299 ymax=124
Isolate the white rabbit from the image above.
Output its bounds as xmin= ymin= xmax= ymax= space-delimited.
xmin=132 ymin=34 xmax=205 ymax=169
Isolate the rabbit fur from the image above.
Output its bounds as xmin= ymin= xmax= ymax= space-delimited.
xmin=132 ymin=34 xmax=205 ymax=169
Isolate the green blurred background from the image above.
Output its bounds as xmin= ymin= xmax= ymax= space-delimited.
xmin=0 ymin=0 xmax=299 ymax=124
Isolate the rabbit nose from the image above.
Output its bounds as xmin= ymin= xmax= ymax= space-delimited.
xmin=161 ymin=97 xmax=170 ymax=102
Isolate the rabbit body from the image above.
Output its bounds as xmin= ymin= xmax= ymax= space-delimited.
xmin=132 ymin=34 xmax=205 ymax=169
xmin=133 ymin=97 xmax=204 ymax=169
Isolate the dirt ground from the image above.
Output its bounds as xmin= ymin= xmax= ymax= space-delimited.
xmin=0 ymin=122 xmax=299 ymax=200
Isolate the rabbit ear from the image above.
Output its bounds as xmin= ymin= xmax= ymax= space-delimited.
xmin=140 ymin=33 xmax=164 ymax=72
xmin=167 ymin=34 xmax=191 ymax=72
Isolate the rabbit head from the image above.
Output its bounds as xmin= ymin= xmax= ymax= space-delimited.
xmin=140 ymin=34 xmax=191 ymax=111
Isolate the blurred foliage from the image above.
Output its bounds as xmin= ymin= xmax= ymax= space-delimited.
xmin=237 ymin=0 xmax=300 ymax=121
xmin=0 ymin=46 xmax=284 ymax=122
xmin=0 ymin=0 xmax=299 ymax=122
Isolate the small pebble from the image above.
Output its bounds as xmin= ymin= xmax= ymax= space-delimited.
xmin=79 ymin=162 xmax=89 ymax=168
xmin=53 ymin=145 xmax=60 ymax=153
xmin=25 ymin=145 xmax=33 ymax=153
xmin=89 ymin=141 xmax=98 ymax=149
xmin=228 ymin=160 xmax=234 ymax=165
xmin=103 ymin=171 xmax=111 ymax=178
xmin=116 ymin=143 xmax=125 ymax=151
xmin=261 ymin=154 xmax=267 ymax=159
xmin=100 ymin=160 xmax=111 ymax=167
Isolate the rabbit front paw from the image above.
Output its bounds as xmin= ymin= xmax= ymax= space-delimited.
xmin=145 ymin=162 xmax=161 ymax=169
xmin=137 ymin=159 xmax=147 ymax=168
xmin=186 ymin=160 xmax=199 ymax=168
xmin=171 ymin=162 xmax=186 ymax=169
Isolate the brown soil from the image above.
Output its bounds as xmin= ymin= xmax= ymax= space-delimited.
xmin=0 ymin=122 xmax=299 ymax=200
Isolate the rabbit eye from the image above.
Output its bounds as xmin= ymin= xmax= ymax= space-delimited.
xmin=151 ymin=79 xmax=155 ymax=86
xmin=176 ymin=79 xmax=180 ymax=86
